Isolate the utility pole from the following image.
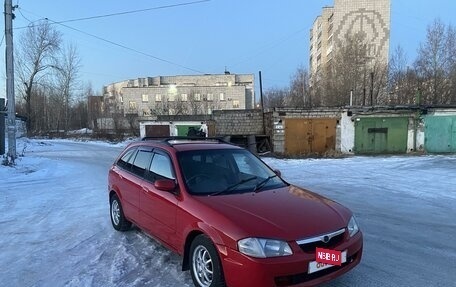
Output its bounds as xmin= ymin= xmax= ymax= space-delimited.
xmin=259 ymin=71 xmax=265 ymax=135
xmin=4 ymin=0 xmax=17 ymax=162
xmin=370 ymin=72 xmax=374 ymax=106
xmin=0 ymin=98 xmax=5 ymax=155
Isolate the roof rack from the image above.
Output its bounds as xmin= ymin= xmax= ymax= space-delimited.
xmin=141 ymin=136 xmax=232 ymax=146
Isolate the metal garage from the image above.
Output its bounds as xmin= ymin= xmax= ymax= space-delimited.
xmin=284 ymin=118 xmax=337 ymax=155
xmin=354 ymin=117 xmax=409 ymax=154
xmin=424 ymin=116 xmax=456 ymax=153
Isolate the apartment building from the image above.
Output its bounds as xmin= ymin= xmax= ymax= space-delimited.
xmin=310 ymin=0 xmax=391 ymax=85
xmin=103 ymin=73 xmax=255 ymax=117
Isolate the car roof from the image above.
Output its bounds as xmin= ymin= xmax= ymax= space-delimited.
xmin=131 ymin=137 xmax=243 ymax=152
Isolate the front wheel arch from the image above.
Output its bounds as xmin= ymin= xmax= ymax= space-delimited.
xmin=182 ymin=230 xmax=204 ymax=271
xmin=189 ymin=234 xmax=226 ymax=287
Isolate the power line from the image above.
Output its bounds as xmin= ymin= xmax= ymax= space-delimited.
xmin=43 ymin=18 xmax=206 ymax=74
xmin=16 ymin=0 xmax=210 ymax=29
xmin=230 ymin=27 xmax=308 ymax=69
xmin=14 ymin=2 xmax=208 ymax=74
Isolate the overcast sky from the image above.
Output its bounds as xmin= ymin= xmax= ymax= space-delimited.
xmin=1 ymin=0 xmax=456 ymax=96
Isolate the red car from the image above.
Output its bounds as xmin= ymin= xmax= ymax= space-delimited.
xmin=108 ymin=138 xmax=363 ymax=287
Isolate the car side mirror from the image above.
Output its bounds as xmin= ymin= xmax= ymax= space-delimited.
xmin=274 ymin=169 xmax=281 ymax=177
xmin=154 ymin=179 xmax=176 ymax=192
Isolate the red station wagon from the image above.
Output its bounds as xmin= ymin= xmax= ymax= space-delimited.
xmin=108 ymin=138 xmax=363 ymax=287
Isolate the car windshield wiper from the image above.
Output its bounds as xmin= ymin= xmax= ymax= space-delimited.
xmin=252 ymin=175 xmax=278 ymax=193
xmin=209 ymin=176 xmax=258 ymax=196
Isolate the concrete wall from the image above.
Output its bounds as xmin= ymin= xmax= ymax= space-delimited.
xmin=406 ymin=116 xmax=425 ymax=152
xmin=340 ymin=111 xmax=355 ymax=153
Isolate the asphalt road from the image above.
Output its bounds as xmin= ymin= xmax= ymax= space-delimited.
xmin=265 ymin=156 xmax=456 ymax=287
xmin=2 ymin=140 xmax=455 ymax=287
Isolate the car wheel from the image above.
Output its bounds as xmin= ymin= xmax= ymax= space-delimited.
xmin=110 ymin=194 xmax=132 ymax=231
xmin=190 ymin=235 xmax=226 ymax=287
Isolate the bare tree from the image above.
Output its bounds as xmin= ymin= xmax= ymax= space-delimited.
xmin=316 ymin=33 xmax=388 ymax=107
xmin=263 ymin=87 xmax=288 ymax=108
xmin=188 ymin=90 xmax=203 ymax=114
xmin=415 ymin=19 xmax=452 ymax=104
xmin=388 ymin=46 xmax=420 ymax=105
xmin=168 ymin=95 xmax=189 ymax=115
xmin=52 ymin=43 xmax=81 ymax=132
xmin=446 ymin=24 xmax=456 ymax=104
xmin=288 ymin=66 xmax=311 ymax=107
xmin=324 ymin=33 xmax=369 ymax=106
xmin=15 ymin=20 xmax=62 ymax=135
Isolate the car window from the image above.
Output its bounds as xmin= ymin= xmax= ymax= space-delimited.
xmin=148 ymin=153 xmax=175 ymax=181
xmin=232 ymin=153 xmax=265 ymax=176
xmin=116 ymin=147 xmax=137 ymax=170
xmin=131 ymin=149 xmax=153 ymax=177
xmin=178 ymin=149 xmax=285 ymax=195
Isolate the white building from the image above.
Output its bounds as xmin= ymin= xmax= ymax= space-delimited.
xmin=103 ymin=73 xmax=255 ymax=118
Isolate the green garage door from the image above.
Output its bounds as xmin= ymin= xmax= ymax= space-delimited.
xmin=424 ymin=116 xmax=456 ymax=153
xmin=354 ymin=117 xmax=409 ymax=154
xmin=176 ymin=125 xmax=202 ymax=136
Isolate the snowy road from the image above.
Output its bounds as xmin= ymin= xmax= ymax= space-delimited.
xmin=1 ymin=139 xmax=455 ymax=287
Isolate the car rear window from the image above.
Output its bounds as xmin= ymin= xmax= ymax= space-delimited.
xmin=131 ymin=149 xmax=153 ymax=177
xmin=117 ymin=148 xmax=137 ymax=170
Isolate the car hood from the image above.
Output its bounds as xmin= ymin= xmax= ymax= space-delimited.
xmin=195 ymin=185 xmax=351 ymax=241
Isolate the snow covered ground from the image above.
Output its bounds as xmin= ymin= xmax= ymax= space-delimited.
xmin=1 ymin=139 xmax=455 ymax=287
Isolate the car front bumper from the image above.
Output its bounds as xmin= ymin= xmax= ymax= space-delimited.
xmin=218 ymin=232 xmax=363 ymax=287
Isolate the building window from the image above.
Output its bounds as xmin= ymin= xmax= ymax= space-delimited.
xmin=219 ymin=93 xmax=225 ymax=101
xmin=142 ymin=94 xmax=149 ymax=102
xmin=155 ymin=94 xmax=162 ymax=102
xmin=168 ymin=94 xmax=175 ymax=102
xmin=143 ymin=108 xmax=151 ymax=116
xmin=207 ymin=93 xmax=213 ymax=101
xmin=181 ymin=94 xmax=188 ymax=101
xmin=233 ymin=100 xmax=240 ymax=108
xmin=119 ymin=96 xmax=123 ymax=103
xmin=129 ymin=101 xmax=137 ymax=110
xmin=194 ymin=93 xmax=201 ymax=101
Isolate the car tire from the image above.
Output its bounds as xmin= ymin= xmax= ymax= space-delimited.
xmin=190 ymin=235 xmax=226 ymax=287
xmin=110 ymin=194 xmax=132 ymax=231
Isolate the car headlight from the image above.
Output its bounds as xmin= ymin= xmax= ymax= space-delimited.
xmin=348 ymin=216 xmax=360 ymax=237
xmin=238 ymin=238 xmax=293 ymax=258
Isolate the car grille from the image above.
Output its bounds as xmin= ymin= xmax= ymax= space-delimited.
xmin=296 ymin=228 xmax=346 ymax=253
xmin=274 ymin=251 xmax=360 ymax=286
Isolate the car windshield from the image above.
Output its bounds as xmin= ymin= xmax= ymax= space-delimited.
xmin=178 ymin=149 xmax=286 ymax=195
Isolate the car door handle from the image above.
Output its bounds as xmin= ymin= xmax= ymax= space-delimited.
xmin=141 ymin=186 xmax=151 ymax=193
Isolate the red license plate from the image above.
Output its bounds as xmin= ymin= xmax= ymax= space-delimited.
xmin=315 ymin=247 xmax=342 ymax=266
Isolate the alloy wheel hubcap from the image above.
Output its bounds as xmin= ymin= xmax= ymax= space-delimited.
xmin=192 ymin=245 xmax=213 ymax=287
xmin=111 ymin=200 xmax=120 ymax=225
